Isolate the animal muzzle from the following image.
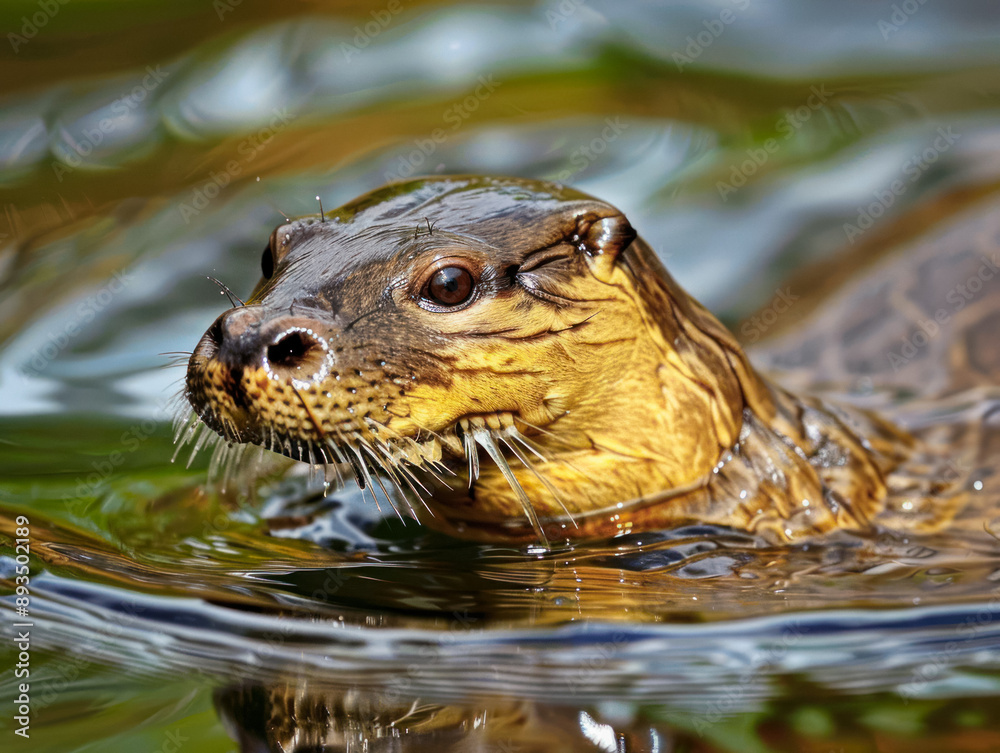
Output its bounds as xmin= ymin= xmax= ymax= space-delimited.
xmin=186 ymin=305 xmax=335 ymax=445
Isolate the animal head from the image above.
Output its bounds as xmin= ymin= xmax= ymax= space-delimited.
xmin=185 ymin=176 xmax=759 ymax=540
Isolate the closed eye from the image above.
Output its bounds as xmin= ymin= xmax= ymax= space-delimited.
xmin=516 ymin=273 xmax=584 ymax=306
xmin=517 ymin=245 xmax=574 ymax=273
xmin=516 ymin=266 xmax=601 ymax=306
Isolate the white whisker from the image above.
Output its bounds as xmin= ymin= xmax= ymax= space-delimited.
xmin=463 ymin=429 xmax=479 ymax=485
xmin=500 ymin=432 xmax=577 ymax=528
xmin=473 ymin=428 xmax=548 ymax=547
xmin=186 ymin=423 xmax=213 ymax=468
xmin=361 ymin=445 xmax=412 ymax=520
xmin=208 ymin=441 xmax=231 ymax=486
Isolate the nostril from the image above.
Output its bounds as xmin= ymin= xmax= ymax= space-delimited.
xmin=264 ymin=328 xmax=331 ymax=383
xmin=267 ymin=331 xmax=313 ymax=368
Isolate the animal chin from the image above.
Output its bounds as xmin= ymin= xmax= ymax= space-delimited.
xmin=174 ymin=396 xmax=556 ymax=543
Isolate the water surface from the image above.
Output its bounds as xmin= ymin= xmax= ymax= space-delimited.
xmin=3 ymin=2 xmax=1000 ymax=751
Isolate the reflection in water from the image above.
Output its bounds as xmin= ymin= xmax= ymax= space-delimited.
xmin=214 ymin=679 xmax=1000 ymax=752
xmin=215 ymin=683 xmax=608 ymax=753
xmin=2 ymin=1 xmax=1000 ymax=751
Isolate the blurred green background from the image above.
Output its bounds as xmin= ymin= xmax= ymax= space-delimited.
xmin=3 ymin=1 xmax=1000 ymax=751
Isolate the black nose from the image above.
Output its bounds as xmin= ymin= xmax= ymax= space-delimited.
xmin=211 ymin=306 xmax=265 ymax=370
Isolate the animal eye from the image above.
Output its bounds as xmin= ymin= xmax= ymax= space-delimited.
xmin=261 ymin=245 xmax=275 ymax=280
xmin=424 ymin=266 xmax=475 ymax=307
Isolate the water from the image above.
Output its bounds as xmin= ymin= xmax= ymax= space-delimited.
xmin=2 ymin=2 xmax=1000 ymax=751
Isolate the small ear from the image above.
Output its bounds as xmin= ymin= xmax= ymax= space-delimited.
xmin=575 ymin=214 xmax=637 ymax=281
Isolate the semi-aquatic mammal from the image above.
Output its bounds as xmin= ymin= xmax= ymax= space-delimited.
xmin=183 ymin=176 xmax=995 ymax=544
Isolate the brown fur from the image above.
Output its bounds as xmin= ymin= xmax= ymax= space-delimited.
xmin=185 ymin=176 xmax=970 ymax=543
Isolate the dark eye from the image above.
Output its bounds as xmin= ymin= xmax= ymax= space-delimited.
xmin=424 ymin=266 xmax=475 ymax=307
xmin=261 ymin=245 xmax=274 ymax=280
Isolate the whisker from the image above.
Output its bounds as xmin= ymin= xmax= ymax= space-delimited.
xmin=344 ymin=450 xmax=369 ymax=493
xmin=512 ymin=416 xmax=577 ymax=451
xmin=362 ymin=445 xmax=410 ymax=520
xmin=323 ymin=439 xmax=348 ymax=488
xmin=187 ymin=423 xmax=213 ymax=468
xmin=500 ymin=431 xmax=577 ymax=528
xmin=353 ymin=444 xmax=401 ymax=519
xmin=506 ymin=429 xmax=549 ymax=464
xmin=370 ymin=437 xmax=427 ymax=493
xmin=208 ymin=441 xmax=231 ymax=486
xmin=328 ymin=435 xmax=350 ymax=464
xmin=473 ymin=428 xmax=548 ymax=547
xmin=366 ymin=443 xmax=423 ymax=518
xmin=463 ymin=428 xmax=479 ymax=485
xmin=512 ymin=419 xmax=590 ymax=478
xmin=173 ymin=410 xmax=199 ymax=447
xmin=323 ymin=462 xmax=344 ymax=491
xmin=225 ymin=443 xmax=249 ymax=491
xmin=206 ymin=276 xmax=246 ymax=307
